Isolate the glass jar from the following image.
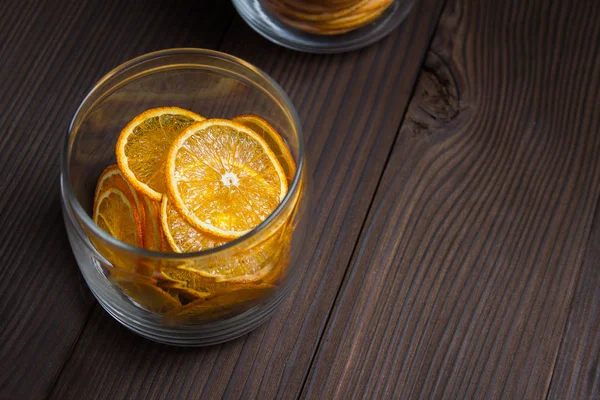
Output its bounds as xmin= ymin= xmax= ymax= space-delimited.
xmin=61 ymin=49 xmax=309 ymax=346
xmin=232 ymin=0 xmax=414 ymax=53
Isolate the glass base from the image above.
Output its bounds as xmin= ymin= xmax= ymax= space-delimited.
xmin=77 ymin=246 xmax=297 ymax=347
xmin=232 ymin=0 xmax=414 ymax=54
xmin=92 ymin=279 xmax=291 ymax=346
xmin=63 ymin=181 xmax=299 ymax=347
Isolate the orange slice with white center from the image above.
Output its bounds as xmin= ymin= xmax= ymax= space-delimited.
xmin=165 ymin=118 xmax=288 ymax=239
xmin=116 ymin=107 xmax=204 ymax=201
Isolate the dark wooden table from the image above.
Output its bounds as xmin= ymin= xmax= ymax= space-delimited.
xmin=2 ymin=0 xmax=600 ymax=398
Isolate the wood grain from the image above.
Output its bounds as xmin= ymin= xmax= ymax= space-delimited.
xmin=302 ymin=0 xmax=600 ymax=398
xmin=0 ymin=1 xmax=235 ymax=398
xmin=6 ymin=0 xmax=597 ymax=398
xmin=47 ymin=0 xmax=446 ymax=398
xmin=548 ymin=204 xmax=600 ymax=399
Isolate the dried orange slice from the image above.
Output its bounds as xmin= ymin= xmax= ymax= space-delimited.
xmin=161 ymin=193 xmax=288 ymax=283
xmin=109 ymin=270 xmax=180 ymax=313
xmin=261 ymin=251 xmax=289 ymax=285
xmin=192 ymin=229 xmax=286 ymax=283
xmin=157 ymin=261 xmax=277 ymax=297
xmin=232 ymin=115 xmax=296 ymax=182
xmin=163 ymin=284 xmax=275 ymax=324
xmin=93 ymin=187 xmax=142 ymax=247
xmin=262 ymin=0 xmax=393 ymax=35
xmin=160 ymin=196 xmax=227 ymax=253
xmin=95 ymin=164 xmax=141 ymax=212
xmin=116 ymin=107 xmax=204 ymax=201
xmin=166 ymin=119 xmax=288 ymax=239
xmin=140 ymin=196 xmax=163 ymax=251
xmin=160 ymin=283 xmax=211 ymax=303
xmin=156 ymin=265 xmax=229 ymax=296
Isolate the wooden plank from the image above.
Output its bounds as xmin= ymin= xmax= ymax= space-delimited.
xmin=47 ymin=0 xmax=446 ymax=398
xmin=548 ymin=206 xmax=600 ymax=399
xmin=0 ymin=1 xmax=235 ymax=399
xmin=301 ymin=0 xmax=600 ymax=398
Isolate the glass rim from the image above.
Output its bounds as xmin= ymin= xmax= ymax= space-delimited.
xmin=61 ymin=48 xmax=305 ymax=260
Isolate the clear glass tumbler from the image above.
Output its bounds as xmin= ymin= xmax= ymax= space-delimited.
xmin=233 ymin=0 xmax=414 ymax=53
xmin=60 ymin=49 xmax=309 ymax=346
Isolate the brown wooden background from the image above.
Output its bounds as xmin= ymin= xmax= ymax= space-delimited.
xmin=1 ymin=0 xmax=599 ymax=398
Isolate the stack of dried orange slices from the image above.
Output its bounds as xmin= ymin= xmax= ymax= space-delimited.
xmin=261 ymin=0 xmax=395 ymax=35
xmin=91 ymin=107 xmax=299 ymax=323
